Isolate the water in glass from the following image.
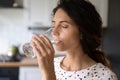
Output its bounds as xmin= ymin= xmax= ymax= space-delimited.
xmin=23 ymin=28 xmax=54 ymax=58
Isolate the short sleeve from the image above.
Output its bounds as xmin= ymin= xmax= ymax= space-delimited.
xmin=101 ymin=70 xmax=118 ymax=80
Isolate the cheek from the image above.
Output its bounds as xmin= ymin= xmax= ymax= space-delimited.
xmin=54 ymin=28 xmax=81 ymax=51
xmin=65 ymin=35 xmax=80 ymax=45
xmin=61 ymin=31 xmax=81 ymax=48
xmin=64 ymin=30 xmax=80 ymax=42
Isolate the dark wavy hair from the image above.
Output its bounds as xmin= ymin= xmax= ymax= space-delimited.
xmin=52 ymin=0 xmax=110 ymax=67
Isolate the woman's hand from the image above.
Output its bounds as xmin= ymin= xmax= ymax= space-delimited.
xmin=31 ymin=35 xmax=56 ymax=80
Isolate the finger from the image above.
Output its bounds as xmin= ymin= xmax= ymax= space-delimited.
xmin=34 ymin=35 xmax=46 ymax=45
xmin=32 ymin=35 xmax=48 ymax=57
xmin=40 ymin=35 xmax=55 ymax=55
xmin=33 ymin=35 xmax=53 ymax=54
xmin=32 ymin=42 xmax=46 ymax=63
xmin=32 ymin=35 xmax=48 ymax=52
xmin=38 ymin=35 xmax=54 ymax=57
xmin=31 ymin=41 xmax=42 ymax=57
xmin=41 ymin=35 xmax=53 ymax=46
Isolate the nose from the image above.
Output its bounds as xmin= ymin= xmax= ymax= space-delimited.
xmin=51 ymin=27 xmax=60 ymax=36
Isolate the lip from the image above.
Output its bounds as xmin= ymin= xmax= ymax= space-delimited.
xmin=55 ymin=40 xmax=61 ymax=44
xmin=52 ymin=36 xmax=62 ymax=44
xmin=54 ymin=39 xmax=62 ymax=44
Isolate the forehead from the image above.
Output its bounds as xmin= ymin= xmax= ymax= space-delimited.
xmin=53 ymin=8 xmax=72 ymax=22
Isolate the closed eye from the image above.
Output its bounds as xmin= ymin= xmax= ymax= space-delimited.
xmin=61 ymin=25 xmax=68 ymax=28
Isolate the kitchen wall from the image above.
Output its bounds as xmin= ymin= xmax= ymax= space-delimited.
xmin=103 ymin=0 xmax=120 ymax=78
xmin=0 ymin=8 xmax=32 ymax=54
xmin=0 ymin=0 xmax=64 ymax=55
xmin=0 ymin=2 xmax=64 ymax=55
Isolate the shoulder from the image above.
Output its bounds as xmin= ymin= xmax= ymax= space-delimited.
xmin=92 ymin=63 xmax=118 ymax=80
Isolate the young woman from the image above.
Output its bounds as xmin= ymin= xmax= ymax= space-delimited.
xmin=31 ymin=0 xmax=118 ymax=80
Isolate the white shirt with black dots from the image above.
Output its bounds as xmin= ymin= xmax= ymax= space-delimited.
xmin=54 ymin=57 xmax=118 ymax=80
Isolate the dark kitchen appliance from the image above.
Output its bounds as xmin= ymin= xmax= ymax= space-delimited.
xmin=0 ymin=0 xmax=14 ymax=7
xmin=0 ymin=67 xmax=19 ymax=80
xmin=0 ymin=0 xmax=23 ymax=8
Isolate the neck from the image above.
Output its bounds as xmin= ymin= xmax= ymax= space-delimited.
xmin=61 ymin=48 xmax=96 ymax=71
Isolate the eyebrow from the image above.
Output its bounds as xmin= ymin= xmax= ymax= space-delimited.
xmin=52 ymin=20 xmax=71 ymax=24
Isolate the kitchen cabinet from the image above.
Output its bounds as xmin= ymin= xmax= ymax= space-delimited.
xmin=0 ymin=67 xmax=19 ymax=80
xmin=24 ymin=0 xmax=57 ymax=27
xmin=25 ymin=0 xmax=108 ymax=28
xmin=19 ymin=67 xmax=42 ymax=80
xmin=0 ymin=56 xmax=63 ymax=80
xmin=18 ymin=58 xmax=41 ymax=80
xmin=0 ymin=57 xmax=40 ymax=80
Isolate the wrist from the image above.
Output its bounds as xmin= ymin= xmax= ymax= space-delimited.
xmin=41 ymin=65 xmax=56 ymax=80
xmin=42 ymin=71 xmax=56 ymax=80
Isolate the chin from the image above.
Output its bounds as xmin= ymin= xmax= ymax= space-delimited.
xmin=55 ymin=46 xmax=66 ymax=51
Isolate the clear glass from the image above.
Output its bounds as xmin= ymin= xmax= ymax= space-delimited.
xmin=23 ymin=28 xmax=54 ymax=58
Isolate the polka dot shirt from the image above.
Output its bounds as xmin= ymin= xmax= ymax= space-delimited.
xmin=54 ymin=57 xmax=118 ymax=80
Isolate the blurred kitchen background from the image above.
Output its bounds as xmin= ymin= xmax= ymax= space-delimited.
xmin=0 ymin=0 xmax=119 ymax=80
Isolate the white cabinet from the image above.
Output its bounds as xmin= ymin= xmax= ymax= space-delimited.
xmin=24 ymin=0 xmax=108 ymax=27
xmin=24 ymin=0 xmax=57 ymax=26
xmin=19 ymin=67 xmax=42 ymax=80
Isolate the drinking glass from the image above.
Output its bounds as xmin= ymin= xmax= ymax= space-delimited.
xmin=23 ymin=27 xmax=54 ymax=58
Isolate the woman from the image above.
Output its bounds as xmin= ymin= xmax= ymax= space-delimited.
xmin=31 ymin=0 xmax=118 ymax=80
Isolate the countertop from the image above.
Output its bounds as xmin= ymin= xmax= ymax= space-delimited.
xmin=0 ymin=55 xmax=64 ymax=67
xmin=0 ymin=57 xmax=38 ymax=67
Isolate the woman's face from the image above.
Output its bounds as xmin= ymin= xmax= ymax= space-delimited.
xmin=52 ymin=8 xmax=81 ymax=51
